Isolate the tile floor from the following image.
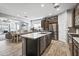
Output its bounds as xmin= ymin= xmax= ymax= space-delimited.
xmin=0 ymin=39 xmax=71 ymax=56
xmin=0 ymin=40 xmax=22 ymax=56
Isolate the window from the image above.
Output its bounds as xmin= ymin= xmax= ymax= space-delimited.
xmin=33 ymin=23 xmax=41 ymax=29
xmin=32 ymin=20 xmax=41 ymax=29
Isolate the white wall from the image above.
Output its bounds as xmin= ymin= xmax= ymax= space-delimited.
xmin=58 ymin=10 xmax=73 ymax=43
xmin=58 ymin=11 xmax=68 ymax=43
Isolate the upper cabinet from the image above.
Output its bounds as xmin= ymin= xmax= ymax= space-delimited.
xmin=75 ymin=4 xmax=79 ymax=16
xmin=41 ymin=19 xmax=45 ymax=30
xmin=41 ymin=16 xmax=58 ymax=30
xmin=41 ymin=18 xmax=49 ymax=30
xmin=75 ymin=4 xmax=79 ymax=28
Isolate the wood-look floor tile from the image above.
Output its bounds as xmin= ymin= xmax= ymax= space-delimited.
xmin=0 ymin=39 xmax=70 ymax=56
xmin=42 ymin=40 xmax=71 ymax=56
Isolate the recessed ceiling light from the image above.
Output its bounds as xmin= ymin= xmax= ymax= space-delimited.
xmin=24 ymin=12 xmax=27 ymax=14
xmin=57 ymin=8 xmax=60 ymax=11
xmin=49 ymin=13 xmax=52 ymax=16
xmin=54 ymin=3 xmax=60 ymax=6
xmin=41 ymin=4 xmax=45 ymax=7
xmin=17 ymin=14 xmax=20 ymax=16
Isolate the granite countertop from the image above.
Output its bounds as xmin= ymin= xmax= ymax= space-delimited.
xmin=68 ymin=33 xmax=79 ymax=35
xmin=73 ymin=37 xmax=79 ymax=43
xmin=68 ymin=33 xmax=79 ymax=37
xmin=21 ymin=32 xmax=51 ymax=39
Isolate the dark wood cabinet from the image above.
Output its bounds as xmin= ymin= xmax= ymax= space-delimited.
xmin=22 ymin=33 xmax=52 ymax=56
xmin=75 ymin=4 xmax=79 ymax=16
xmin=41 ymin=16 xmax=58 ymax=40
xmin=68 ymin=34 xmax=79 ymax=56
xmin=75 ymin=4 xmax=79 ymax=28
xmin=72 ymin=38 xmax=79 ymax=56
xmin=67 ymin=34 xmax=73 ymax=55
xmin=46 ymin=35 xmax=50 ymax=47
xmin=41 ymin=20 xmax=49 ymax=30
xmin=45 ymin=21 xmax=49 ymax=30
xmin=26 ymin=39 xmax=38 ymax=56
xmin=40 ymin=36 xmax=46 ymax=55
xmin=41 ymin=20 xmax=45 ymax=29
xmin=39 ymin=34 xmax=52 ymax=55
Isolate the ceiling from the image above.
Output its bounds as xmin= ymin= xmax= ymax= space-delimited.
xmin=0 ymin=3 xmax=76 ymax=22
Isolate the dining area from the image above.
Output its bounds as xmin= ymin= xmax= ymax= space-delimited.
xmin=5 ymin=31 xmax=22 ymax=43
xmin=5 ymin=30 xmax=32 ymax=43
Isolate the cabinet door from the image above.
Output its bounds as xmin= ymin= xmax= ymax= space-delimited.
xmin=73 ymin=45 xmax=78 ymax=56
xmin=46 ymin=35 xmax=49 ymax=47
xmin=45 ymin=21 xmax=49 ymax=30
xmin=75 ymin=8 xmax=79 ymax=16
xmin=40 ymin=36 xmax=46 ymax=54
xmin=46 ymin=34 xmax=51 ymax=46
xmin=73 ymin=39 xmax=79 ymax=56
xmin=41 ymin=20 xmax=45 ymax=29
xmin=75 ymin=4 xmax=79 ymax=27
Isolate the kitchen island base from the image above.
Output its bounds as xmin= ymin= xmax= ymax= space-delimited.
xmin=21 ymin=32 xmax=52 ymax=56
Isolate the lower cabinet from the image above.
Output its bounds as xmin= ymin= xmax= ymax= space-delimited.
xmin=40 ymin=36 xmax=46 ymax=55
xmin=40 ymin=35 xmax=51 ymax=55
xmin=67 ymin=34 xmax=73 ymax=55
xmin=46 ymin=35 xmax=49 ymax=47
xmin=72 ymin=39 xmax=79 ymax=56
xmin=46 ymin=34 xmax=51 ymax=47
xmin=22 ymin=33 xmax=52 ymax=56
xmin=68 ymin=34 xmax=79 ymax=56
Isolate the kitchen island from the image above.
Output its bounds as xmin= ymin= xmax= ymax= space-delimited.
xmin=21 ymin=32 xmax=52 ymax=56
